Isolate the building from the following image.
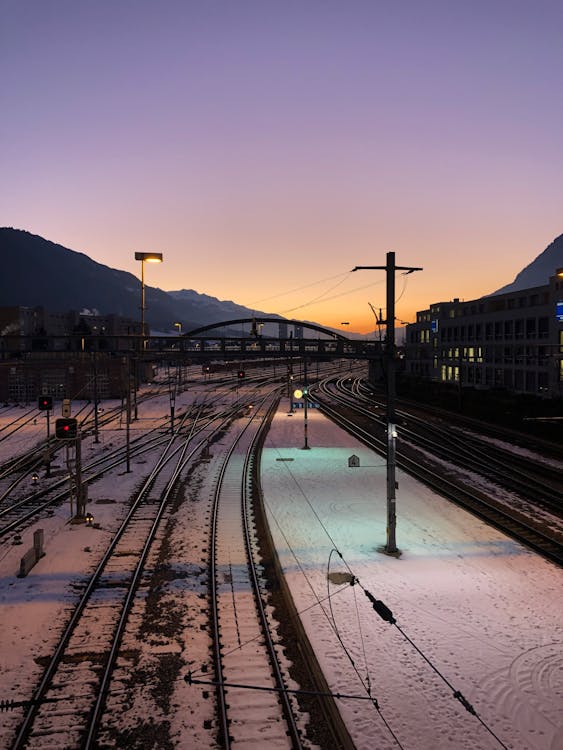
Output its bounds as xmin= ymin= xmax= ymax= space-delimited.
xmin=0 ymin=307 xmax=145 ymax=402
xmin=0 ymin=354 xmax=128 ymax=403
xmin=405 ymin=269 xmax=563 ymax=398
xmin=0 ymin=306 xmax=141 ymax=354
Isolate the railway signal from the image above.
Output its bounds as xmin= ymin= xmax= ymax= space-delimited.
xmin=237 ymin=370 xmax=245 ymax=379
xmin=55 ymin=417 xmax=78 ymax=440
xmin=37 ymin=395 xmax=53 ymax=411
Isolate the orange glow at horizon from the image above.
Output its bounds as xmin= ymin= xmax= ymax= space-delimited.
xmin=2 ymin=2 xmax=561 ymax=334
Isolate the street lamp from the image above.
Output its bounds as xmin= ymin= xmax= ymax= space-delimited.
xmin=293 ymin=387 xmax=310 ymax=449
xmin=174 ymin=322 xmax=182 ymax=336
xmin=134 ymin=252 xmax=163 ymax=345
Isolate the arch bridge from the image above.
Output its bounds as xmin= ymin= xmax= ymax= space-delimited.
xmin=155 ymin=317 xmax=382 ymax=361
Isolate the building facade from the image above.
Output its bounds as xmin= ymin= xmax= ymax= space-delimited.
xmin=405 ymin=269 xmax=563 ymax=398
xmin=0 ymin=306 xmax=141 ymax=353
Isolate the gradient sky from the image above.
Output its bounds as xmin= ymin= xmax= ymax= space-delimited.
xmin=2 ymin=0 xmax=562 ymax=333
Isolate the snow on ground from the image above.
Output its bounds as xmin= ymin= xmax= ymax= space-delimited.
xmin=261 ymin=400 xmax=563 ymax=750
xmin=402 ymin=441 xmax=563 ymax=538
xmin=452 ymin=427 xmax=563 ymax=470
xmin=0 ymin=386 xmax=200 ymax=746
xmin=0 ymin=384 xmax=561 ymax=750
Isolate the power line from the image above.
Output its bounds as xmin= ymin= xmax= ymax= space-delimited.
xmin=277 ymin=279 xmax=383 ymax=315
xmin=248 ymin=271 xmax=350 ymax=306
xmin=263 ymin=441 xmax=509 ymax=749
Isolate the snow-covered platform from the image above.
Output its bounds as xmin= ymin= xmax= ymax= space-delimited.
xmin=261 ymin=399 xmax=562 ymax=750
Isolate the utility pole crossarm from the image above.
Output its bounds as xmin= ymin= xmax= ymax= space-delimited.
xmin=352 ymin=253 xmax=423 ymax=555
xmin=352 ymin=265 xmax=423 ymax=272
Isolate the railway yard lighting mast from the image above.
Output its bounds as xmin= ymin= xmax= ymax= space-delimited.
xmin=134 ymin=252 xmax=164 ymax=348
xmin=352 ymin=253 xmax=422 ymax=554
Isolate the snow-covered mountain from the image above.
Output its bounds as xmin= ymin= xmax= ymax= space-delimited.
xmin=492 ymin=233 xmax=563 ymax=294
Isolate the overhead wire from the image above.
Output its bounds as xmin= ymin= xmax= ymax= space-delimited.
xmin=265 ymin=446 xmax=405 ymax=748
xmin=277 ymin=279 xmax=384 ymax=315
xmin=326 ymin=549 xmax=372 ymax=697
xmin=266 ymin=442 xmax=510 ymax=750
xmin=277 ymin=273 xmax=351 ymax=313
xmin=248 ymin=271 xmax=350 ymax=306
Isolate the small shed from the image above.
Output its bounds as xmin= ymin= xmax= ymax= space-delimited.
xmin=348 ymin=454 xmax=360 ymax=468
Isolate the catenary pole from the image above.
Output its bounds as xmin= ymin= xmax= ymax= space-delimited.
xmin=352 ymin=253 xmax=422 ymax=554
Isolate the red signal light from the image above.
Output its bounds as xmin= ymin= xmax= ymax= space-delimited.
xmin=55 ymin=417 xmax=78 ymax=439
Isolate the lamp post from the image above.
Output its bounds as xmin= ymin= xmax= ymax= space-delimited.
xmin=174 ymin=322 xmax=182 ymax=336
xmin=293 ymin=359 xmax=310 ymax=449
xmin=134 ymin=252 xmax=163 ymax=347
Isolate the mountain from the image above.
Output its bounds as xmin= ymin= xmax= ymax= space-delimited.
xmin=168 ymin=289 xmax=274 ymax=327
xmin=492 ymin=233 xmax=563 ymax=294
xmin=0 ymin=228 xmax=277 ymax=333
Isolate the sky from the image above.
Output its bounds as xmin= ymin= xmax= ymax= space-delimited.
xmin=2 ymin=0 xmax=563 ymax=332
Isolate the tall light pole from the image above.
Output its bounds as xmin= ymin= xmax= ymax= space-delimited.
xmin=134 ymin=252 xmax=163 ymax=347
xmin=353 ymin=253 xmax=422 ymax=554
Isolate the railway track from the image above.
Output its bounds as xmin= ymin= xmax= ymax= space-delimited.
xmin=352 ymin=378 xmax=563 ymax=494
xmin=0 ymin=378 xmax=248 ymax=538
xmin=10 ymin=402 xmax=242 ymax=749
xmin=0 ymin=407 xmax=196 ymax=539
xmin=322 ymin=376 xmax=563 ymax=510
xmin=6 ymin=371 xmax=348 ymax=749
xmin=313 ymin=378 xmax=563 ymax=566
xmin=208 ymin=391 xmax=304 ymax=748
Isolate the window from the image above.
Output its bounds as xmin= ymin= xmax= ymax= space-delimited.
xmin=526 ymin=318 xmax=536 ymax=338
xmin=525 ymin=372 xmax=536 ymax=392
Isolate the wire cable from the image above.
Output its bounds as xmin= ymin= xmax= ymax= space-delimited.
xmin=267 ymin=441 xmax=509 ymax=749
xmin=248 ymin=271 xmax=350 ymax=306
xmin=357 ymin=581 xmax=509 ymax=750
xmin=327 ymin=549 xmax=371 ymax=696
xmin=277 ymin=280 xmax=383 ymax=315
xmin=266 ymin=446 xmax=406 ymax=748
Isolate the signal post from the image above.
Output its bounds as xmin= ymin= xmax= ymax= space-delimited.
xmin=55 ymin=414 xmax=86 ymax=519
xmin=37 ymin=395 xmax=53 ymax=477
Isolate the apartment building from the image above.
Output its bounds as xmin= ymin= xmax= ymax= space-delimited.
xmin=405 ymin=269 xmax=563 ymax=398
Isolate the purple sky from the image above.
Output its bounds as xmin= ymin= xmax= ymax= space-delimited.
xmin=2 ymin=0 xmax=562 ymax=330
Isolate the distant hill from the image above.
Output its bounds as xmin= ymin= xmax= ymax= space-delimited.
xmin=492 ymin=233 xmax=563 ymax=294
xmin=0 ymin=228 xmax=278 ymax=333
xmin=168 ymin=289 xmax=273 ymax=326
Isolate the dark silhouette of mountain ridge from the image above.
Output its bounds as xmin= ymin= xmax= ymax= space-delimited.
xmin=492 ymin=233 xmax=563 ymax=294
xmin=0 ymin=228 xmax=276 ymax=332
